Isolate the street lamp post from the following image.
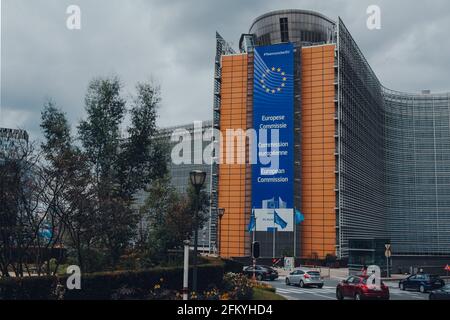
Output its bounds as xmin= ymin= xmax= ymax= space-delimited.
xmin=190 ymin=170 xmax=207 ymax=294
xmin=182 ymin=240 xmax=190 ymax=300
xmin=217 ymin=208 xmax=225 ymax=256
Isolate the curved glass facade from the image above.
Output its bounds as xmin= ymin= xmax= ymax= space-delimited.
xmin=337 ymin=19 xmax=387 ymax=258
xmin=384 ymin=89 xmax=450 ymax=255
xmin=248 ymin=9 xmax=335 ymax=48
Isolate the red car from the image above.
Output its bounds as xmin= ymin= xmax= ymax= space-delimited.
xmin=336 ymin=275 xmax=390 ymax=300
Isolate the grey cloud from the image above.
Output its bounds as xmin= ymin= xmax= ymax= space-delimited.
xmin=1 ymin=0 xmax=450 ymax=140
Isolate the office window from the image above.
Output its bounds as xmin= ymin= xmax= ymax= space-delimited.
xmin=280 ymin=17 xmax=289 ymax=43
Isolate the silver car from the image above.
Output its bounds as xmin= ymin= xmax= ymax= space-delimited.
xmin=285 ymin=269 xmax=324 ymax=288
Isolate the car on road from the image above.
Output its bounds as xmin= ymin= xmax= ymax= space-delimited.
xmin=285 ymin=269 xmax=324 ymax=288
xmin=399 ymin=274 xmax=445 ymax=293
xmin=243 ymin=265 xmax=278 ymax=281
xmin=336 ymin=275 xmax=390 ymax=300
xmin=429 ymin=284 xmax=450 ymax=300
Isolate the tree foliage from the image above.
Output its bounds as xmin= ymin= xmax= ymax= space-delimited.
xmin=0 ymin=75 xmax=202 ymax=277
xmin=38 ymin=76 xmax=168 ymax=272
xmin=139 ymin=176 xmax=210 ymax=265
xmin=0 ymin=138 xmax=67 ymax=277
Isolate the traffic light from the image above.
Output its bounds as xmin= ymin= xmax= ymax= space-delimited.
xmin=252 ymin=241 xmax=260 ymax=259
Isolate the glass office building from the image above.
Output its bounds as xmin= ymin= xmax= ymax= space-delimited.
xmin=135 ymin=121 xmax=217 ymax=253
xmin=384 ymin=89 xmax=450 ymax=256
xmin=215 ymin=9 xmax=450 ymax=260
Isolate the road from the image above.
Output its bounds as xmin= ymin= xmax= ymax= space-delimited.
xmin=264 ymin=277 xmax=438 ymax=300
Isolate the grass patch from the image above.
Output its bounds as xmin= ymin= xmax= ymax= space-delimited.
xmin=252 ymin=287 xmax=286 ymax=300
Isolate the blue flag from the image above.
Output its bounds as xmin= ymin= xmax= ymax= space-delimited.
xmin=39 ymin=224 xmax=53 ymax=241
xmin=274 ymin=210 xmax=288 ymax=229
xmin=247 ymin=209 xmax=256 ymax=232
xmin=295 ymin=208 xmax=305 ymax=224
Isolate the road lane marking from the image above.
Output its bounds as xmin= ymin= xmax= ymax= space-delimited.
xmin=277 ymin=288 xmax=336 ymax=300
xmin=280 ymin=287 xmax=336 ymax=294
xmin=278 ymin=287 xmax=336 ymax=297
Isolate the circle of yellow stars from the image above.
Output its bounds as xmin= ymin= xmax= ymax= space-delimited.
xmin=260 ymin=67 xmax=287 ymax=94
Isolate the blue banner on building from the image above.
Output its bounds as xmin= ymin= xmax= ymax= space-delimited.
xmin=252 ymin=43 xmax=294 ymax=215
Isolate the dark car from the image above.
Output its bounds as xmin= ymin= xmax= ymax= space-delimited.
xmin=336 ymin=275 xmax=390 ymax=300
xmin=399 ymin=274 xmax=445 ymax=293
xmin=429 ymin=284 xmax=450 ymax=300
xmin=243 ymin=265 xmax=278 ymax=281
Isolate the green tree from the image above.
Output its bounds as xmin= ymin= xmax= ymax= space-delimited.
xmin=38 ymin=76 xmax=167 ymax=271
xmin=77 ymin=76 xmax=167 ymax=267
xmin=139 ymin=176 xmax=210 ymax=265
xmin=0 ymin=140 xmax=43 ymax=277
xmin=118 ymin=82 xmax=168 ymax=198
xmin=40 ymin=101 xmax=97 ymax=272
xmin=139 ymin=176 xmax=180 ymax=263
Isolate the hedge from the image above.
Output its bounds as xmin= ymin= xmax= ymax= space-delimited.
xmin=222 ymin=258 xmax=244 ymax=274
xmin=0 ymin=276 xmax=56 ymax=300
xmin=0 ymin=263 xmax=228 ymax=300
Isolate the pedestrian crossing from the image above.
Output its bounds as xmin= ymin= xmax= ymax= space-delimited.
xmin=276 ymin=286 xmax=338 ymax=300
xmin=274 ymin=284 xmax=429 ymax=300
xmin=268 ymin=277 xmax=432 ymax=300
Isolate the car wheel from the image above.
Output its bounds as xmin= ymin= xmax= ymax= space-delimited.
xmin=399 ymin=283 xmax=405 ymax=291
xmin=419 ymin=285 xmax=426 ymax=293
xmin=299 ymin=280 xmax=305 ymax=288
xmin=318 ymin=284 xmax=324 ymax=289
xmin=257 ymin=274 xmax=263 ymax=281
xmin=285 ymin=278 xmax=290 ymax=286
xmin=429 ymin=293 xmax=435 ymax=300
xmin=355 ymin=293 xmax=362 ymax=301
xmin=336 ymin=289 xmax=344 ymax=300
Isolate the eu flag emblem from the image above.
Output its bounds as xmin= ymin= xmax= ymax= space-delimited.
xmin=260 ymin=66 xmax=288 ymax=94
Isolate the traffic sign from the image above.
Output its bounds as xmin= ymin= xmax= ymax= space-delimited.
xmin=385 ymin=244 xmax=392 ymax=258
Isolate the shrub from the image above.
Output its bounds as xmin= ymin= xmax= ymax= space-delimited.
xmin=222 ymin=259 xmax=244 ymax=274
xmin=0 ymin=264 xmax=224 ymax=300
xmin=0 ymin=276 xmax=57 ymax=300
xmin=222 ymin=273 xmax=253 ymax=300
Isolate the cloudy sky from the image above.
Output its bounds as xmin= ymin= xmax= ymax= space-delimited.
xmin=1 ymin=0 xmax=450 ymax=140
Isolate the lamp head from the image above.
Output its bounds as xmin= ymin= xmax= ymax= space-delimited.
xmin=190 ymin=170 xmax=206 ymax=190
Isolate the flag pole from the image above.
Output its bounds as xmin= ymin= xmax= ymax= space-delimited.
xmin=294 ymin=211 xmax=296 ymax=258
xmin=273 ymin=210 xmax=276 ymax=260
xmin=253 ymin=214 xmax=256 ymax=243
xmin=251 ymin=209 xmax=256 ymax=281
xmin=273 ymin=229 xmax=276 ymax=260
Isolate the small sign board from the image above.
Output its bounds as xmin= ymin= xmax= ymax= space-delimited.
xmin=284 ymin=257 xmax=294 ymax=271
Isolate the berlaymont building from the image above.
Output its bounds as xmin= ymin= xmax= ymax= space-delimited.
xmin=212 ymin=9 xmax=450 ymax=271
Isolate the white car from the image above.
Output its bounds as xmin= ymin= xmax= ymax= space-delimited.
xmin=285 ymin=269 xmax=324 ymax=288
